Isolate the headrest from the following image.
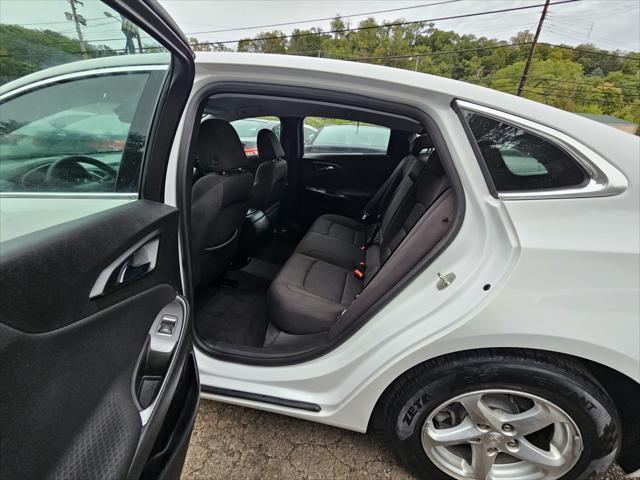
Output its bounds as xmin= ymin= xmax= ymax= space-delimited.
xmin=425 ymin=151 xmax=445 ymax=177
xmin=257 ymin=129 xmax=285 ymax=162
xmin=197 ymin=119 xmax=248 ymax=173
xmin=410 ymin=134 xmax=434 ymax=156
xmin=387 ymin=130 xmax=411 ymax=159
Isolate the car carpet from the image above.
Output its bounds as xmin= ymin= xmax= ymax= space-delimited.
xmin=195 ymin=258 xmax=279 ymax=348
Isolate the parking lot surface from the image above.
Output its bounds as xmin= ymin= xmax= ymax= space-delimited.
xmin=181 ymin=400 xmax=627 ymax=480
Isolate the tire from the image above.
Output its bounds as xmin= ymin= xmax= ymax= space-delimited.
xmin=378 ymin=349 xmax=621 ymax=480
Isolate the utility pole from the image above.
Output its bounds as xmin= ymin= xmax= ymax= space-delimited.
xmin=516 ymin=0 xmax=550 ymax=96
xmin=66 ymin=0 xmax=88 ymax=59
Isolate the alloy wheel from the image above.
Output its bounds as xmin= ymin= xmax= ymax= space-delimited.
xmin=421 ymin=389 xmax=583 ymax=480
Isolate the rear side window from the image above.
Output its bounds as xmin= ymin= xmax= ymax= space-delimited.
xmin=230 ymin=117 xmax=281 ymax=156
xmin=461 ymin=110 xmax=587 ymax=192
xmin=304 ymin=118 xmax=390 ymax=154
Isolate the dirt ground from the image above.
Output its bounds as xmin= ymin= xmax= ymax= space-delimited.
xmin=181 ymin=400 xmax=627 ymax=480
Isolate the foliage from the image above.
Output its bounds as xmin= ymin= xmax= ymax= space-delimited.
xmin=2 ymin=17 xmax=638 ymax=125
xmin=223 ymin=16 xmax=640 ymax=125
xmin=0 ymin=24 xmax=116 ymax=84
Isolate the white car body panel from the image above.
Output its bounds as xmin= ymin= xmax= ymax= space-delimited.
xmin=0 ymin=196 xmax=136 ymax=242
xmin=162 ymin=53 xmax=640 ymax=432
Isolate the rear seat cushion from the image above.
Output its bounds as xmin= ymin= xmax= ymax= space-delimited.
xmin=308 ymin=214 xmax=368 ymax=246
xmin=268 ymin=254 xmax=363 ymax=334
xmin=294 ymin=231 xmax=365 ymax=270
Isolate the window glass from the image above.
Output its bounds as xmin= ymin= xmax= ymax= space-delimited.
xmin=0 ymin=1 xmax=169 ymax=194
xmin=0 ymin=1 xmax=171 ymax=242
xmin=0 ymin=72 xmax=165 ymax=192
xmin=231 ymin=117 xmax=281 ymax=156
xmin=462 ymin=110 xmax=586 ymax=192
xmin=304 ymin=118 xmax=390 ymax=154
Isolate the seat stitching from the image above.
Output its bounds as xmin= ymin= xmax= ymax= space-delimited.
xmin=301 ymin=259 xmax=316 ymax=289
xmin=340 ymin=269 xmax=349 ymax=304
xmin=284 ymin=283 xmax=348 ymax=306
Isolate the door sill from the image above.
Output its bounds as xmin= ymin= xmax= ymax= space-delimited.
xmin=200 ymin=385 xmax=321 ymax=412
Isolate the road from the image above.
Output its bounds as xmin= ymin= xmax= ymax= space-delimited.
xmin=181 ymin=400 xmax=627 ymax=480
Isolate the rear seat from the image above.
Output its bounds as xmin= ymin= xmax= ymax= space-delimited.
xmin=267 ymin=135 xmax=452 ymax=335
xmin=292 ymin=136 xmax=430 ymax=270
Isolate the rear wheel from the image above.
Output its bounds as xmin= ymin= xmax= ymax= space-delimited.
xmin=379 ymin=350 xmax=621 ymax=480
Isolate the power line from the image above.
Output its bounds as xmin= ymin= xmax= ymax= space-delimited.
xmin=545 ymin=23 xmax=639 ymax=51
xmin=343 ymin=42 xmax=533 ymax=61
xmin=493 ymin=82 xmax=640 ymax=97
xmin=275 ymin=41 xmax=638 ymax=63
xmin=487 ymin=74 xmax=639 ymax=92
xmin=521 ymin=88 xmax=637 ymax=105
xmin=9 ymin=17 xmax=104 ymax=27
xmin=184 ymin=0 xmax=464 ymax=36
xmin=538 ymin=43 xmax=639 ymax=59
xmin=46 ymin=0 xmax=578 ymax=47
xmin=190 ymin=0 xmax=582 ymax=47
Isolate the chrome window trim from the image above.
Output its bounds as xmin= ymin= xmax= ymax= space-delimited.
xmin=0 ymin=64 xmax=169 ymax=100
xmin=0 ymin=192 xmax=138 ymax=199
xmin=456 ymin=100 xmax=628 ymax=200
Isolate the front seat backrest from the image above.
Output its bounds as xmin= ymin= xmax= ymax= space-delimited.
xmin=191 ymin=119 xmax=253 ymax=289
xmin=250 ymin=129 xmax=288 ymax=224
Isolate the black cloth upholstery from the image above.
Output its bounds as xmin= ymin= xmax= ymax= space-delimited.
xmin=250 ymin=129 xmax=288 ymax=224
xmin=268 ymin=143 xmax=451 ymax=335
xmin=197 ymin=119 xmax=249 ymax=173
xmin=268 ymin=254 xmax=363 ymax=334
xmin=257 ymin=128 xmax=285 ymax=162
xmin=192 ymin=120 xmax=253 ymax=289
xmin=306 ymin=214 xmax=369 ymax=246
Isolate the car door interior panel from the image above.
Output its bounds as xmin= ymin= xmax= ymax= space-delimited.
xmin=0 ymin=200 xmax=197 ymax=480
xmin=299 ymin=153 xmax=399 ymax=225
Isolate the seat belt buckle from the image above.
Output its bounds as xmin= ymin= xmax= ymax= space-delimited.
xmin=361 ymin=211 xmax=369 ymax=223
xmin=353 ymin=261 xmax=366 ymax=279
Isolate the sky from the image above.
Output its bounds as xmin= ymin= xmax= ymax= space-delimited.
xmin=1 ymin=0 xmax=638 ymax=53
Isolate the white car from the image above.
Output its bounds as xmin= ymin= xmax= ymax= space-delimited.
xmin=0 ymin=2 xmax=638 ymax=480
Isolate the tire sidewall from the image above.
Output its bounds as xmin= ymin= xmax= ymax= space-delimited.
xmin=388 ymin=359 xmax=620 ymax=480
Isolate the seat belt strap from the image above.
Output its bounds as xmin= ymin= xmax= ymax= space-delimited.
xmin=360 ymin=156 xmax=406 ymax=223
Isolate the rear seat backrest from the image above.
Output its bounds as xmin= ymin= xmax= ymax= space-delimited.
xmin=364 ymin=149 xmax=449 ymax=285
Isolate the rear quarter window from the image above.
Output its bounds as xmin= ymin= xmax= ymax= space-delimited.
xmin=461 ymin=110 xmax=587 ymax=192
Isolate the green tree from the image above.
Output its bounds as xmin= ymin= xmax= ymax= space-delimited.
xmin=238 ymin=30 xmax=287 ymax=53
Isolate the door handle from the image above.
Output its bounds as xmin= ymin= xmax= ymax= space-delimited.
xmin=118 ymin=258 xmax=152 ymax=284
xmin=312 ymin=161 xmax=340 ymax=173
xmin=89 ymin=233 xmax=160 ymax=298
xmin=305 ymin=186 xmax=347 ymax=199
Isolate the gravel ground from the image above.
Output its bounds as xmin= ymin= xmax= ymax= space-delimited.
xmin=181 ymin=400 xmax=627 ymax=480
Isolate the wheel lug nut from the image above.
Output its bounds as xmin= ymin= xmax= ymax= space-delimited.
xmin=502 ymin=423 xmax=514 ymax=433
xmin=487 ymin=447 xmax=498 ymax=455
xmin=507 ymin=439 xmax=519 ymax=448
xmin=477 ymin=423 xmax=490 ymax=431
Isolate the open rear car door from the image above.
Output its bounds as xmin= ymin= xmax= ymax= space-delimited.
xmin=0 ymin=1 xmax=197 ymax=479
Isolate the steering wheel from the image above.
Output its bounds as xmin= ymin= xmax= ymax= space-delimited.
xmin=46 ymin=155 xmax=117 ymax=187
